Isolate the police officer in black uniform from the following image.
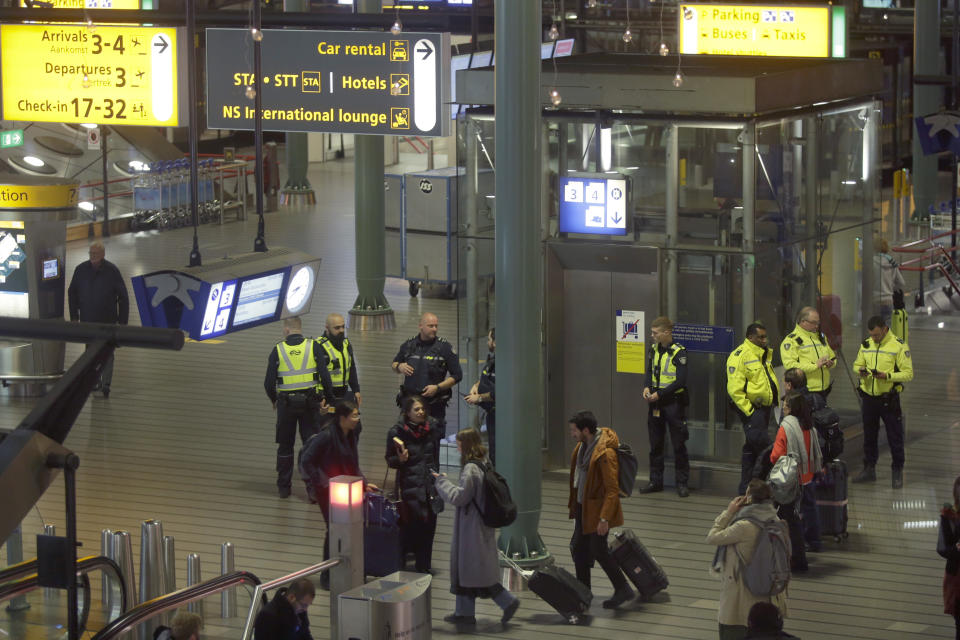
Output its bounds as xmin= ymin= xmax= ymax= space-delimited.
xmin=640 ymin=316 xmax=690 ymax=498
xmin=264 ymin=316 xmax=335 ymax=498
xmin=316 ymin=313 xmax=361 ymax=405
xmin=465 ymin=327 xmax=496 ymax=464
xmin=391 ymin=312 xmax=463 ymax=461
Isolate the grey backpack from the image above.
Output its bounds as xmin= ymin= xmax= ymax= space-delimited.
xmin=735 ymin=516 xmax=792 ymax=597
xmin=768 ymin=452 xmax=801 ymax=505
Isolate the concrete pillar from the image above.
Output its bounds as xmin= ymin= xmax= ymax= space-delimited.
xmin=665 ymin=124 xmax=679 ymax=320
xmin=280 ymin=0 xmax=315 ymax=205
xmin=495 ymin=0 xmax=547 ymax=562
xmin=912 ymin=1 xmax=941 ymax=221
xmin=349 ymin=0 xmax=395 ymax=331
xmin=741 ymin=123 xmax=756 ymax=328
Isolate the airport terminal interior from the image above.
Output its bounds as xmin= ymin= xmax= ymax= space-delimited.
xmin=3 ymin=1 xmax=960 ymax=639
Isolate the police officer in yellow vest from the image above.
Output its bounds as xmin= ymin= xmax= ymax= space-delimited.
xmin=316 ymin=313 xmax=361 ymax=405
xmin=779 ymin=306 xmax=837 ymax=398
xmin=851 ymin=315 xmax=914 ymax=489
xmin=726 ymin=322 xmax=780 ymax=494
xmin=640 ymin=316 xmax=690 ymax=498
xmin=264 ymin=316 xmax=335 ymax=499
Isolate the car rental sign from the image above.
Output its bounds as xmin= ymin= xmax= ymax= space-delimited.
xmin=206 ymin=29 xmax=450 ymax=137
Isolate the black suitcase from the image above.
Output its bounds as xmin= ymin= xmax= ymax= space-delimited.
xmin=815 ymin=459 xmax=849 ymax=541
xmin=363 ymin=493 xmax=403 ymax=576
xmin=609 ymin=529 xmax=669 ymax=600
xmin=526 ymin=563 xmax=593 ymax=624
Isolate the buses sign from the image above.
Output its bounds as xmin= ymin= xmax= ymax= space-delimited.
xmin=679 ymin=4 xmax=831 ymax=57
xmin=0 ymin=24 xmax=184 ymax=126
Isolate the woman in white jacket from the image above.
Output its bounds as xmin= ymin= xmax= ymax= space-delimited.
xmin=706 ymin=479 xmax=788 ymax=640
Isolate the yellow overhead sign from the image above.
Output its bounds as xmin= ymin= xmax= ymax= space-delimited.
xmin=0 ymin=183 xmax=78 ymax=209
xmin=19 ymin=0 xmax=140 ymax=8
xmin=0 ymin=24 xmax=182 ymax=126
xmin=679 ymin=4 xmax=830 ymax=57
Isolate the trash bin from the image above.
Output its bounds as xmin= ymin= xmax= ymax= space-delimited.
xmin=338 ymin=571 xmax=431 ymax=640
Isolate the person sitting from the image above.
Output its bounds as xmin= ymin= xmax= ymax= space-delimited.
xmin=744 ymin=602 xmax=800 ymax=639
xmin=385 ymin=395 xmax=444 ymax=574
xmin=153 ymin=611 xmax=203 ymax=640
xmin=769 ymin=391 xmax=823 ymax=572
xmin=253 ymin=577 xmax=315 ymax=640
xmin=706 ymin=479 xmax=789 ymax=640
xmin=432 ymin=428 xmax=520 ymax=628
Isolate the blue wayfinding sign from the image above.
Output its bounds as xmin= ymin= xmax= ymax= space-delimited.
xmin=558 ymin=174 xmax=629 ymax=236
xmin=915 ymin=111 xmax=960 ymax=156
xmin=672 ymin=323 xmax=735 ymax=354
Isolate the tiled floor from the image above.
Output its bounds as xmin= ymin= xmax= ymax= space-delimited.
xmin=2 ymin=156 xmax=959 ymax=639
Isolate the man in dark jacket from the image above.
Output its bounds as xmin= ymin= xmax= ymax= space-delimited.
xmin=67 ymin=241 xmax=129 ymax=398
xmin=253 ymin=578 xmax=315 ymax=640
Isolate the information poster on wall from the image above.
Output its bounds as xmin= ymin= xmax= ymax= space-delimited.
xmin=615 ymin=309 xmax=645 ymax=374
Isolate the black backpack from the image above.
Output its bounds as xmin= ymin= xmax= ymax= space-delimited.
xmin=615 ymin=443 xmax=640 ymax=497
xmin=812 ymin=405 xmax=843 ymax=460
xmin=469 ymin=461 xmax=517 ymax=528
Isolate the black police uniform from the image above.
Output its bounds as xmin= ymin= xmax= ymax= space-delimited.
xmin=393 ymin=335 xmax=463 ymax=440
xmin=264 ymin=334 xmax=335 ymax=495
xmin=317 ymin=331 xmax=360 ymax=401
xmin=477 ymin=352 xmax=496 ymax=464
xmin=643 ymin=342 xmax=690 ymax=489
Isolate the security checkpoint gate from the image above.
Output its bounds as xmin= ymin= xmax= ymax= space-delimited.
xmin=338 ymin=571 xmax=432 ymax=640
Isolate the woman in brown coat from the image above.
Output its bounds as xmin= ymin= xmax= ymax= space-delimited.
xmin=706 ymin=480 xmax=789 ymax=640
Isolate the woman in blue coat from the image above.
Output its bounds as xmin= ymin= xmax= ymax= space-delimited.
xmin=433 ymin=428 xmax=520 ymax=627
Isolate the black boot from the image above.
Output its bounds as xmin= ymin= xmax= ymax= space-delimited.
xmin=852 ymin=465 xmax=876 ymax=483
xmin=892 ymin=468 xmax=903 ymax=489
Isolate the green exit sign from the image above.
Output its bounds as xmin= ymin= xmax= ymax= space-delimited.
xmin=0 ymin=129 xmax=23 ymax=148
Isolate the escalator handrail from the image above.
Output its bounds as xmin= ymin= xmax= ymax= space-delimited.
xmin=240 ymin=558 xmax=341 ymax=640
xmin=0 ymin=555 xmax=127 ymax=614
xmin=91 ymin=570 xmax=262 ymax=640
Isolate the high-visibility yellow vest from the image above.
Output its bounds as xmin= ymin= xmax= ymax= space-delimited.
xmin=779 ymin=324 xmax=837 ymax=392
xmin=317 ymin=336 xmax=351 ymax=388
xmin=726 ymin=339 xmax=778 ymax=415
xmin=651 ymin=343 xmax=685 ymax=391
xmin=852 ymin=330 xmax=913 ymax=396
xmin=276 ymin=340 xmax=317 ymax=391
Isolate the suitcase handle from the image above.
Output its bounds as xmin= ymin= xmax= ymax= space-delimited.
xmin=498 ymin=551 xmax=535 ymax=579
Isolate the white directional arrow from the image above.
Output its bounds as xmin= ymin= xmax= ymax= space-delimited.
xmin=413 ymin=38 xmax=437 ymax=133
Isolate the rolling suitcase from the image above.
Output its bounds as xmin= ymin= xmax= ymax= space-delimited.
xmin=609 ymin=529 xmax=669 ymax=601
xmin=363 ymin=492 xmax=403 ymax=576
xmin=815 ymin=459 xmax=849 ymax=541
xmin=501 ymin=554 xmax=592 ymax=624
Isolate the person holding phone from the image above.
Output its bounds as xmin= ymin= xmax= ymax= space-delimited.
xmin=851 ymin=316 xmax=913 ymax=488
xmin=385 ymin=395 xmax=444 ymax=574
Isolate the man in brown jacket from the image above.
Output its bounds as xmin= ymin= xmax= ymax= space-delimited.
xmin=568 ymin=410 xmax=635 ymax=609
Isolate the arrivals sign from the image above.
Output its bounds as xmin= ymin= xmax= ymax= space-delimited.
xmin=678 ymin=4 xmax=831 ymax=57
xmin=205 ymin=29 xmax=450 ymax=137
xmin=0 ymin=24 xmax=184 ymax=126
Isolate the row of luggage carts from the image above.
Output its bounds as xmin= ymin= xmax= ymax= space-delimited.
xmin=130 ymin=159 xmax=221 ymax=231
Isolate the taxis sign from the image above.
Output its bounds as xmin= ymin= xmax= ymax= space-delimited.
xmin=0 ymin=24 xmax=185 ymax=126
xmin=679 ymin=4 xmax=831 ymax=57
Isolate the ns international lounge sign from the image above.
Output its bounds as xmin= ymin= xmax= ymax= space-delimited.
xmin=678 ymin=4 xmax=843 ymax=58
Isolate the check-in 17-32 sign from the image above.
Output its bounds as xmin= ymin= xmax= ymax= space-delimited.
xmin=0 ymin=24 xmax=183 ymax=126
xmin=205 ymin=29 xmax=450 ymax=137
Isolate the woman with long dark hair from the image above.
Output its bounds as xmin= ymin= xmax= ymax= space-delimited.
xmin=432 ymin=428 xmax=520 ymax=627
xmin=385 ymin=395 xmax=443 ymax=573
xmin=938 ymin=475 xmax=960 ymax=639
xmin=769 ymin=390 xmax=823 ymax=572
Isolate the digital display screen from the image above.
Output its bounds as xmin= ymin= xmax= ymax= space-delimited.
xmin=42 ymin=258 xmax=59 ymax=280
xmin=199 ymin=279 xmax=237 ymax=337
xmin=558 ymin=176 xmax=629 ymax=236
xmin=232 ymin=272 xmax=284 ymax=326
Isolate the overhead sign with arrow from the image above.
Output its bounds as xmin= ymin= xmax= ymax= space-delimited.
xmin=558 ymin=173 xmax=630 ymax=236
xmin=205 ymin=29 xmax=450 ymax=137
xmin=0 ymin=24 xmax=185 ymax=126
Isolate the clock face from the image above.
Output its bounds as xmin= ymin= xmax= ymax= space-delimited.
xmin=285 ymin=265 xmax=314 ymax=314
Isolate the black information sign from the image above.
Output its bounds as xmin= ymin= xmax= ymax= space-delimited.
xmin=205 ymin=29 xmax=450 ymax=136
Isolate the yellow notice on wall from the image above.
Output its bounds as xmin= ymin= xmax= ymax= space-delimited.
xmin=0 ymin=183 xmax=78 ymax=209
xmin=679 ymin=4 xmax=830 ymax=57
xmin=615 ymin=309 xmax=645 ymax=374
xmin=0 ymin=24 xmax=181 ymax=126
xmin=19 ymin=0 xmax=140 ymax=7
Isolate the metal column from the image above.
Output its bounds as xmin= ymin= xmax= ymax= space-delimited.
xmin=464 ymin=118 xmax=480 ymax=428
xmin=912 ymin=1 xmax=940 ymax=223
xmin=862 ymin=104 xmax=879 ymax=327
xmin=494 ymin=0 xmax=547 ymax=562
xmin=665 ymin=124 xmax=679 ymax=320
xmin=805 ymin=116 xmax=819 ymax=301
xmin=741 ymin=123 xmax=756 ymax=328
xmin=348 ymin=0 xmax=395 ymax=331
xmin=280 ymin=0 xmax=315 ymax=206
